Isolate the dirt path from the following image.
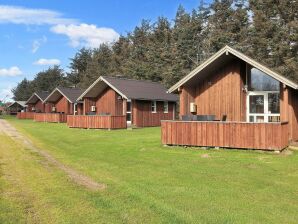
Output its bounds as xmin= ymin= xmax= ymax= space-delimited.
xmin=0 ymin=119 xmax=106 ymax=191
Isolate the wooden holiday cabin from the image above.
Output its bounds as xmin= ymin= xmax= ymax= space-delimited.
xmin=26 ymin=91 xmax=50 ymax=113
xmin=16 ymin=91 xmax=51 ymax=119
xmin=67 ymin=76 xmax=178 ymax=129
xmin=35 ymin=87 xmax=84 ymax=123
xmin=161 ymin=46 xmax=298 ymax=151
xmin=7 ymin=101 xmax=27 ymax=115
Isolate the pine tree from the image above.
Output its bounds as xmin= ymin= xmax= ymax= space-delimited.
xmin=31 ymin=66 xmax=66 ymax=92
xmin=208 ymin=0 xmax=234 ymax=51
xmin=81 ymin=44 xmax=114 ymax=88
xmin=12 ymin=78 xmax=33 ymax=101
xmin=68 ymin=48 xmax=92 ymax=87
xmin=125 ymin=20 xmax=152 ymax=80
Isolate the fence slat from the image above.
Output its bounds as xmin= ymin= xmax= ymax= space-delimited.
xmin=161 ymin=121 xmax=289 ymax=151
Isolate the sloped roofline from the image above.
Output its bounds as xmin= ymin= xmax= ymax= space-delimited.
xmin=78 ymin=76 xmax=128 ymax=100
xmin=44 ymin=87 xmax=73 ymax=103
xmin=7 ymin=101 xmax=27 ymax=108
xmin=25 ymin=92 xmax=44 ymax=105
xmin=168 ymin=45 xmax=298 ymax=93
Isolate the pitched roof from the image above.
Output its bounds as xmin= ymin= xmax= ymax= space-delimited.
xmin=44 ymin=87 xmax=84 ymax=103
xmin=26 ymin=91 xmax=50 ymax=104
xmin=7 ymin=101 xmax=27 ymax=108
xmin=79 ymin=76 xmax=178 ymax=102
xmin=168 ymin=45 xmax=298 ymax=93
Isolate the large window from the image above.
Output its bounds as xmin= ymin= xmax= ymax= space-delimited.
xmin=247 ymin=67 xmax=280 ymax=123
xmin=248 ymin=67 xmax=280 ymax=91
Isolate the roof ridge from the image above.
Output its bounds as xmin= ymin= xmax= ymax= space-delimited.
xmin=103 ymin=75 xmax=163 ymax=85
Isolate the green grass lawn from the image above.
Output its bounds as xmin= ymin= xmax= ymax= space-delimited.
xmin=1 ymin=116 xmax=298 ymax=223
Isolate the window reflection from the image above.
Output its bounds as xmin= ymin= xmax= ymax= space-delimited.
xmin=249 ymin=95 xmax=264 ymax=113
xmin=268 ymin=93 xmax=280 ymax=114
xmin=249 ymin=68 xmax=279 ymax=91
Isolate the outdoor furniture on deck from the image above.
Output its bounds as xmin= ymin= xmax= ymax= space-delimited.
xmin=213 ymin=115 xmax=227 ymax=122
xmin=182 ymin=115 xmax=217 ymax=121
xmin=182 ymin=115 xmax=193 ymax=121
xmin=86 ymin=112 xmax=96 ymax=115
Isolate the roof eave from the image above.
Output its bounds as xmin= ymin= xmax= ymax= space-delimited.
xmin=77 ymin=76 xmax=128 ymax=101
xmin=44 ymin=88 xmax=74 ymax=104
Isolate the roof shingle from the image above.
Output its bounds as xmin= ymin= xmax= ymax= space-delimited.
xmin=102 ymin=76 xmax=178 ymax=101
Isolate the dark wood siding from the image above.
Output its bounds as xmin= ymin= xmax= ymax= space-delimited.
xmin=180 ymin=60 xmax=246 ymax=121
xmin=27 ymin=99 xmax=45 ymax=112
xmin=280 ymin=86 xmax=298 ymax=141
xmin=54 ymin=96 xmax=73 ymax=114
xmin=83 ymin=87 xmax=124 ymax=115
xmin=132 ymin=100 xmax=175 ymax=127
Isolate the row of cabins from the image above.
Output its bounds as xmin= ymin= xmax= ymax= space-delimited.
xmin=17 ymin=76 xmax=177 ymax=128
xmin=16 ymin=46 xmax=298 ymax=151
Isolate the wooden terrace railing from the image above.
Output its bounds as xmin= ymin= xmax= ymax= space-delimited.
xmin=161 ymin=120 xmax=289 ymax=151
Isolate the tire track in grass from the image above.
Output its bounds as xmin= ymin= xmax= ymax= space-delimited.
xmin=0 ymin=119 xmax=106 ymax=191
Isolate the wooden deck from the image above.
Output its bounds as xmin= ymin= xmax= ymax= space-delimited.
xmin=34 ymin=113 xmax=67 ymax=123
xmin=17 ymin=112 xmax=35 ymax=119
xmin=67 ymin=115 xmax=127 ymax=129
xmin=161 ymin=120 xmax=289 ymax=151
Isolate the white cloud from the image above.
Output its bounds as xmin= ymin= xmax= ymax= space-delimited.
xmin=0 ymin=5 xmax=76 ymax=25
xmin=0 ymin=85 xmax=14 ymax=101
xmin=51 ymin=23 xmax=120 ymax=48
xmin=0 ymin=66 xmax=22 ymax=77
xmin=0 ymin=5 xmax=119 ymax=49
xmin=34 ymin=58 xmax=61 ymax=66
xmin=32 ymin=35 xmax=47 ymax=53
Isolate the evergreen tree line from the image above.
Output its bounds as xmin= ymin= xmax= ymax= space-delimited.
xmin=13 ymin=0 xmax=298 ymax=100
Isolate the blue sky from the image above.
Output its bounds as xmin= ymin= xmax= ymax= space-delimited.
xmin=0 ymin=0 xmax=205 ymax=101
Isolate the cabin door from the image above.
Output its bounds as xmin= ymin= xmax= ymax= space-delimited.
xmin=246 ymin=92 xmax=280 ymax=122
xmin=126 ymin=100 xmax=132 ymax=125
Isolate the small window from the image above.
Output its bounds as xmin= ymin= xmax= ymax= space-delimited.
xmin=163 ymin=101 xmax=168 ymax=113
xmin=151 ymin=101 xmax=157 ymax=113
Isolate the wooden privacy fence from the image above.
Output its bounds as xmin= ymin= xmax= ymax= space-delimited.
xmin=67 ymin=115 xmax=127 ymax=129
xmin=34 ymin=113 xmax=67 ymax=123
xmin=17 ymin=112 xmax=34 ymax=119
xmin=161 ymin=121 xmax=289 ymax=151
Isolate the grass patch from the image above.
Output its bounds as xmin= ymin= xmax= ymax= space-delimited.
xmin=1 ymin=116 xmax=298 ymax=223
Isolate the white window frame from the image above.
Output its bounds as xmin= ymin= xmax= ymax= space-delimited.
xmin=163 ymin=101 xmax=168 ymax=113
xmin=246 ymin=91 xmax=280 ymax=123
xmin=151 ymin=101 xmax=157 ymax=113
xmin=126 ymin=99 xmax=132 ymax=124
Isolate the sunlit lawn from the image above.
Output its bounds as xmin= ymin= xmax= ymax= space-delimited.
xmin=1 ymin=116 xmax=298 ymax=223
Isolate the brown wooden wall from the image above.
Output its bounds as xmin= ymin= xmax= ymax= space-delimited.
xmin=27 ymin=99 xmax=45 ymax=112
xmin=180 ymin=60 xmax=246 ymax=121
xmin=132 ymin=100 xmax=175 ymax=127
xmin=54 ymin=96 xmax=73 ymax=115
xmin=83 ymin=87 xmax=124 ymax=115
xmin=161 ymin=121 xmax=289 ymax=150
xmin=44 ymin=103 xmax=52 ymax=113
xmin=280 ymin=86 xmax=298 ymax=141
